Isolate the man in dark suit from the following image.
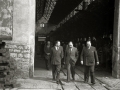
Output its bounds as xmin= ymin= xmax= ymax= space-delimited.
xmin=44 ymin=41 xmax=51 ymax=70
xmin=65 ymin=41 xmax=78 ymax=82
xmin=50 ymin=41 xmax=64 ymax=84
xmin=80 ymin=40 xmax=99 ymax=85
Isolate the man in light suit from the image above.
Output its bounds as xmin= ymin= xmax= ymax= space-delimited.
xmin=50 ymin=41 xmax=64 ymax=84
xmin=65 ymin=41 xmax=78 ymax=82
xmin=80 ymin=40 xmax=99 ymax=85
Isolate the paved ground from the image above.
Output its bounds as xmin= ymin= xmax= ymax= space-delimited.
xmin=13 ymin=68 xmax=107 ymax=90
xmin=77 ymin=66 xmax=120 ymax=90
xmin=7 ymin=59 xmax=108 ymax=90
xmin=3 ymin=58 xmax=120 ymax=90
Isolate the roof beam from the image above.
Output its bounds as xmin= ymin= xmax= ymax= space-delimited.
xmin=54 ymin=0 xmax=95 ymax=30
xmin=43 ymin=0 xmax=57 ymax=23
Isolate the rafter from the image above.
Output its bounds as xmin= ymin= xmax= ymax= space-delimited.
xmin=54 ymin=0 xmax=95 ymax=30
xmin=43 ymin=0 xmax=57 ymax=23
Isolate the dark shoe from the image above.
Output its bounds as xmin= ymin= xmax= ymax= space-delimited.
xmin=52 ymin=78 xmax=56 ymax=81
xmin=72 ymin=78 xmax=75 ymax=82
xmin=59 ymin=80 xmax=64 ymax=85
xmin=46 ymin=67 xmax=49 ymax=70
xmin=91 ymin=82 xmax=95 ymax=85
xmin=84 ymin=81 xmax=88 ymax=83
xmin=67 ymin=80 xmax=70 ymax=82
xmin=56 ymin=81 xmax=60 ymax=84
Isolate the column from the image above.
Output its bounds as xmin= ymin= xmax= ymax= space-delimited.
xmin=112 ymin=0 xmax=120 ymax=78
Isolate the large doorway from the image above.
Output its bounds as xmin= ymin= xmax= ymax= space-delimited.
xmin=33 ymin=0 xmax=116 ymax=78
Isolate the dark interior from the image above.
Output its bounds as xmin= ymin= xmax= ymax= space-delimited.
xmin=35 ymin=0 xmax=115 ymax=73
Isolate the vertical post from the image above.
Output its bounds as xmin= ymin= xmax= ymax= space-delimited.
xmin=29 ymin=0 xmax=35 ymax=78
xmin=112 ymin=0 xmax=120 ymax=78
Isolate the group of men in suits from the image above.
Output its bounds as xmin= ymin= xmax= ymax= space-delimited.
xmin=44 ymin=40 xmax=99 ymax=85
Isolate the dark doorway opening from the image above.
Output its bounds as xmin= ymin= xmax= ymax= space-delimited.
xmin=34 ymin=0 xmax=115 ymax=78
xmin=34 ymin=0 xmax=46 ymax=73
xmin=48 ymin=0 xmax=115 ymax=77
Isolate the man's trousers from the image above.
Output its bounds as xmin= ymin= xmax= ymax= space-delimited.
xmin=67 ymin=60 xmax=75 ymax=81
xmin=52 ymin=64 xmax=61 ymax=81
xmin=45 ymin=55 xmax=50 ymax=69
xmin=84 ymin=65 xmax=95 ymax=83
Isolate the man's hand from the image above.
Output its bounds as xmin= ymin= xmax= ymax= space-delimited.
xmin=81 ymin=61 xmax=83 ymax=65
xmin=97 ymin=62 xmax=99 ymax=65
xmin=47 ymin=53 xmax=50 ymax=55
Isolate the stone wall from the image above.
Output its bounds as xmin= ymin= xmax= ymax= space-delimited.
xmin=3 ymin=0 xmax=35 ymax=78
xmin=5 ymin=44 xmax=30 ymax=78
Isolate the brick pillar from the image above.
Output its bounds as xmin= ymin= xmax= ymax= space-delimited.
xmin=112 ymin=0 xmax=120 ymax=78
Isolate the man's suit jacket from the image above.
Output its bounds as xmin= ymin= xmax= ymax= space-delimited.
xmin=65 ymin=47 xmax=78 ymax=65
xmin=80 ymin=46 xmax=99 ymax=66
xmin=44 ymin=45 xmax=51 ymax=60
xmin=50 ymin=46 xmax=64 ymax=65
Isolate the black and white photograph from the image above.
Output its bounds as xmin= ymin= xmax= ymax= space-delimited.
xmin=0 ymin=0 xmax=119 ymax=90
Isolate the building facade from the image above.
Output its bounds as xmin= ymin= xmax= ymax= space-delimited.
xmin=0 ymin=0 xmax=120 ymax=79
xmin=1 ymin=0 xmax=35 ymax=78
